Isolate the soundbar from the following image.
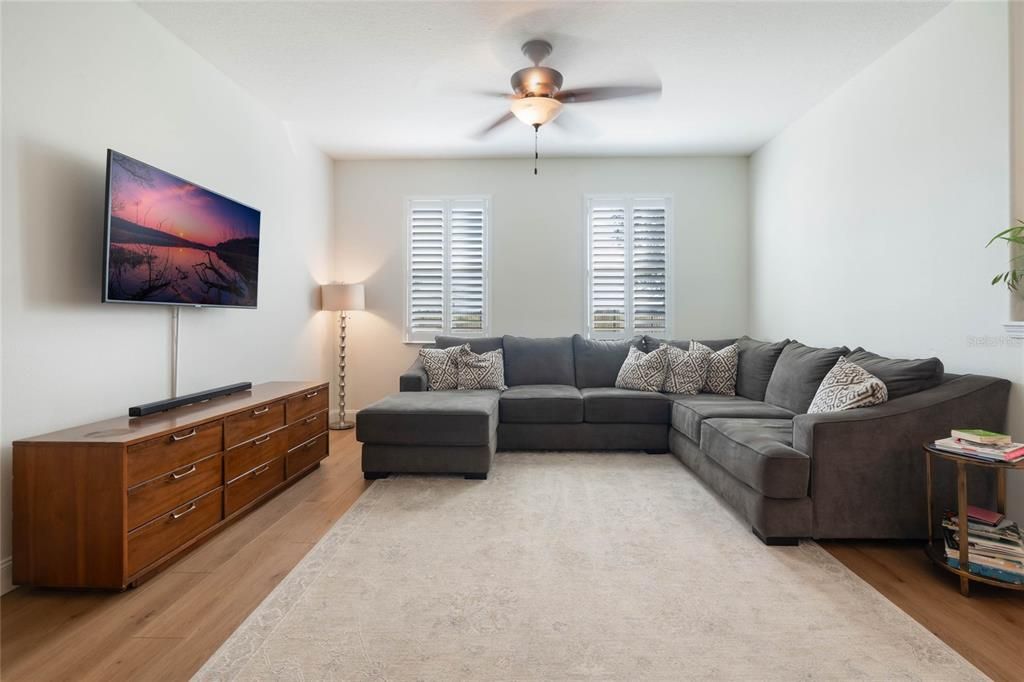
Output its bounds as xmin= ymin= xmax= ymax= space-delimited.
xmin=129 ymin=382 xmax=253 ymax=417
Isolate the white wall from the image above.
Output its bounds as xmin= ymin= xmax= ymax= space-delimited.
xmin=0 ymin=2 xmax=335 ymax=593
xmin=750 ymin=1 xmax=1023 ymax=515
xmin=335 ymin=157 xmax=749 ymax=412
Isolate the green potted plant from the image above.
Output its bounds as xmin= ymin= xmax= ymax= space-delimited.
xmin=987 ymin=219 xmax=1024 ymax=293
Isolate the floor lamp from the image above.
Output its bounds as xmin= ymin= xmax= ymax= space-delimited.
xmin=321 ymin=282 xmax=365 ymax=430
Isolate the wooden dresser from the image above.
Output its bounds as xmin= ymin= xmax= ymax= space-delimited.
xmin=13 ymin=380 xmax=330 ymax=590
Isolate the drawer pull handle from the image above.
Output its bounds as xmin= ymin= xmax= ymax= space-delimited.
xmin=253 ymin=435 xmax=271 ymax=446
xmin=304 ymin=391 xmax=319 ymax=399
xmin=252 ymin=464 xmax=271 ymax=477
xmin=170 ymin=464 xmax=197 ymax=480
xmin=303 ymin=415 xmax=318 ymax=424
xmin=171 ymin=428 xmax=197 ymax=442
xmin=305 ymin=439 xmax=319 ymax=449
xmin=170 ymin=502 xmax=197 ymax=520
xmin=252 ymin=406 xmax=271 ymax=416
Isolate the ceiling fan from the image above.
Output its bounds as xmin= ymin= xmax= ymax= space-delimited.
xmin=474 ymin=39 xmax=662 ymax=173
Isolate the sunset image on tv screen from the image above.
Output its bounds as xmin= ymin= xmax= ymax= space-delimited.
xmin=104 ymin=151 xmax=260 ymax=307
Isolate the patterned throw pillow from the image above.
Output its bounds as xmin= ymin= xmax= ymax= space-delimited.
xmin=457 ymin=348 xmax=507 ymax=390
xmin=419 ymin=344 xmax=467 ymax=391
xmin=808 ymin=356 xmax=888 ymax=414
xmin=691 ymin=340 xmax=738 ymax=396
xmin=663 ymin=345 xmax=711 ymax=395
xmin=615 ymin=344 xmax=669 ymax=392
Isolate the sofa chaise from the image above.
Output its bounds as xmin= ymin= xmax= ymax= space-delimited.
xmin=356 ymin=334 xmax=1009 ymax=544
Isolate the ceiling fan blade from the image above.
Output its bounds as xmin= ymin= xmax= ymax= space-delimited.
xmin=474 ymin=90 xmax=515 ymax=99
xmin=473 ymin=111 xmax=515 ymax=138
xmin=550 ymin=108 xmax=598 ymax=137
xmin=556 ymin=84 xmax=662 ymax=103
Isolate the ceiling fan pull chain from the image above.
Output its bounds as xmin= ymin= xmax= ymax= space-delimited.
xmin=534 ymin=124 xmax=539 ymax=175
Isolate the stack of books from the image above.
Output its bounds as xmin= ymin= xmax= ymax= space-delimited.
xmin=930 ymin=429 xmax=1024 ymax=463
xmin=943 ymin=508 xmax=1024 ymax=584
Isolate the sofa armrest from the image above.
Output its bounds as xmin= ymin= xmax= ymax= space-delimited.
xmin=793 ymin=375 xmax=1010 ymax=539
xmin=400 ymin=356 xmax=429 ymax=392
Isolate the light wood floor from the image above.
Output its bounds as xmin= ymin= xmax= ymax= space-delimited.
xmin=2 ymin=431 xmax=1022 ymax=681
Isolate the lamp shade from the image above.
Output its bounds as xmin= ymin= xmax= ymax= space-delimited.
xmin=321 ymin=283 xmax=365 ymax=311
xmin=510 ymin=96 xmax=563 ymax=127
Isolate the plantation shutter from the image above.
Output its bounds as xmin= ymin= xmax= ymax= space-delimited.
xmin=588 ymin=200 xmax=628 ymax=335
xmin=587 ymin=196 xmax=671 ymax=338
xmin=407 ymin=200 xmax=446 ymax=341
xmin=631 ymin=199 xmax=668 ymax=333
xmin=406 ymin=197 xmax=488 ymax=342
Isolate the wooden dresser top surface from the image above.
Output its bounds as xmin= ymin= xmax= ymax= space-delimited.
xmin=15 ymin=381 xmax=328 ymax=446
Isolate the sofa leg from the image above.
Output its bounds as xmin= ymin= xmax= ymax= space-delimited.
xmin=464 ymin=473 xmax=488 ymax=480
xmin=752 ymin=527 xmax=799 ymax=546
xmin=644 ymin=449 xmax=669 ymax=455
xmin=364 ymin=472 xmax=390 ymax=480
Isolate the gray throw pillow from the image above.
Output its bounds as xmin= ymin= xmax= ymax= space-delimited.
xmin=662 ymin=345 xmax=711 ymax=395
xmin=736 ymin=336 xmax=790 ymax=402
xmin=764 ymin=341 xmax=850 ymax=413
xmin=419 ymin=344 xmax=467 ymax=391
xmin=691 ymin=340 xmax=738 ymax=396
xmin=457 ymin=348 xmax=507 ymax=390
xmin=808 ymin=357 xmax=888 ymax=413
xmin=615 ymin=345 xmax=669 ymax=392
xmin=845 ymin=348 xmax=944 ymax=399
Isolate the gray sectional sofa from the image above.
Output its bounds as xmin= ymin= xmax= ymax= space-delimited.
xmin=356 ymin=334 xmax=1010 ymax=544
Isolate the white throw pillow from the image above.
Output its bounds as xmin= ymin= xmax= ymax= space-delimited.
xmin=419 ymin=344 xmax=467 ymax=391
xmin=662 ymin=345 xmax=711 ymax=395
xmin=691 ymin=340 xmax=738 ymax=396
xmin=457 ymin=348 xmax=507 ymax=390
xmin=808 ymin=356 xmax=888 ymax=413
xmin=615 ymin=344 xmax=669 ymax=392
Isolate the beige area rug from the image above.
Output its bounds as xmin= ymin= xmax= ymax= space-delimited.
xmin=195 ymin=452 xmax=984 ymax=681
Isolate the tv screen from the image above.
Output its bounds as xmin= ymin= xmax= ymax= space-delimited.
xmin=102 ymin=150 xmax=260 ymax=308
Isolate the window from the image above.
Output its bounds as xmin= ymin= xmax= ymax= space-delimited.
xmin=406 ymin=197 xmax=490 ymax=343
xmin=586 ymin=196 xmax=671 ymax=338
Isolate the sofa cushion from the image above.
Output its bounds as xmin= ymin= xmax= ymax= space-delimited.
xmin=692 ymin=340 xmax=738 ymax=396
xmin=700 ymin=418 xmax=809 ymax=499
xmin=808 ymin=356 xmax=888 ymax=414
xmin=671 ymin=394 xmax=795 ymax=442
xmin=846 ymin=347 xmax=944 ymax=399
xmin=581 ymin=387 xmax=671 ymax=424
xmin=736 ymin=336 xmax=790 ymax=402
xmin=662 ymin=345 xmax=710 ymax=395
xmin=503 ymin=335 xmax=575 ymax=386
xmin=356 ymin=390 xmax=499 ymax=446
xmin=500 ymin=384 xmax=583 ymax=424
xmin=615 ymin=345 xmax=669 ymax=392
xmin=435 ymin=335 xmax=504 ymax=354
xmin=457 ymin=348 xmax=507 ymax=390
xmin=764 ymin=341 xmax=850 ymax=414
xmin=643 ymin=336 xmax=737 ymax=352
xmin=572 ymin=334 xmax=642 ymax=388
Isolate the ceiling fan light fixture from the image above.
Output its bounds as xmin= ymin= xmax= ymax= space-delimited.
xmin=510 ymin=96 xmax=563 ymax=128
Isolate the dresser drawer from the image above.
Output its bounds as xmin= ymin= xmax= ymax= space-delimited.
xmin=127 ymin=487 xmax=222 ymax=577
xmin=225 ymin=428 xmax=288 ymax=482
xmin=224 ymin=401 xmax=285 ymax=449
xmin=224 ymin=457 xmax=285 ymax=516
xmin=286 ymin=432 xmax=329 ymax=478
xmin=127 ymin=422 xmax=223 ymax=487
xmin=127 ymin=453 xmax=222 ymax=530
xmin=286 ymin=388 xmax=328 ymax=424
xmin=286 ymin=410 xmax=328 ymax=450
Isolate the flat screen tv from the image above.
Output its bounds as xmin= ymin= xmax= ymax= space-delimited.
xmin=102 ymin=150 xmax=261 ymax=308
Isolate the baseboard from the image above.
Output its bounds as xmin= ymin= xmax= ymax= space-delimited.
xmin=332 ymin=408 xmax=359 ymax=424
xmin=1 ymin=556 xmax=13 ymax=594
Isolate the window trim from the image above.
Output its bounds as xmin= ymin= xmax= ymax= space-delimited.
xmin=404 ymin=195 xmax=492 ymax=344
xmin=584 ymin=194 xmax=674 ymax=340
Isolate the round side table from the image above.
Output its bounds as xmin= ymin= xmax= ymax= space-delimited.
xmin=922 ymin=443 xmax=1024 ymax=596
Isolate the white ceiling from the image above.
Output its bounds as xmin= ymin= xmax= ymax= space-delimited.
xmin=141 ymin=1 xmax=947 ymax=159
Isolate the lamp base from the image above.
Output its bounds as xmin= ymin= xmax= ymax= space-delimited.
xmin=330 ymin=420 xmax=355 ymax=431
